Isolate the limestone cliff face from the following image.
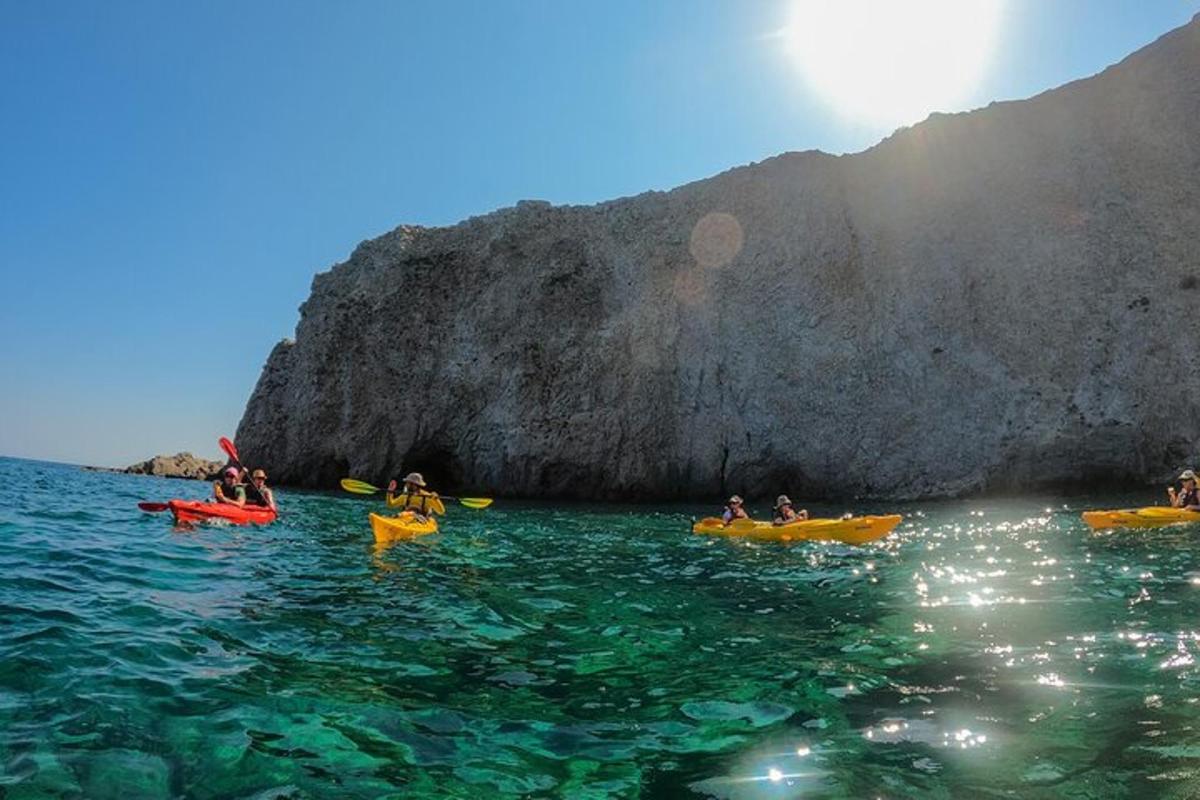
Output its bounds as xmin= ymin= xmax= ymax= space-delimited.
xmin=238 ymin=17 xmax=1200 ymax=500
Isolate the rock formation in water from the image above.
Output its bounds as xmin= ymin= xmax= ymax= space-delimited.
xmin=92 ymin=453 xmax=226 ymax=481
xmin=238 ymin=16 xmax=1200 ymax=500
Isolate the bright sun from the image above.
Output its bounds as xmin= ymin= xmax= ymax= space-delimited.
xmin=784 ymin=0 xmax=1005 ymax=129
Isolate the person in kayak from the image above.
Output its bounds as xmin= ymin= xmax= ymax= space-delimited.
xmin=386 ymin=472 xmax=442 ymax=522
xmin=722 ymin=495 xmax=749 ymax=525
xmin=772 ymin=495 xmax=809 ymax=525
xmin=245 ymin=468 xmax=276 ymax=511
xmin=213 ymin=466 xmax=247 ymax=507
xmin=1168 ymin=469 xmax=1200 ymax=510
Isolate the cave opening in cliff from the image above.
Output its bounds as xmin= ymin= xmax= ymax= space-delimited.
xmin=400 ymin=444 xmax=466 ymax=494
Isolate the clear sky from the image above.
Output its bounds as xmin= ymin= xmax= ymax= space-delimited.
xmin=2 ymin=0 xmax=1197 ymax=467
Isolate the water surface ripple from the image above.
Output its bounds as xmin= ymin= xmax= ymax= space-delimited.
xmin=2 ymin=458 xmax=1200 ymax=798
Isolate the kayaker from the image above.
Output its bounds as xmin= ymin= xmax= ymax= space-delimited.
xmin=1168 ymin=469 xmax=1200 ymax=511
xmin=213 ymin=466 xmax=247 ymax=508
xmin=386 ymin=472 xmax=442 ymax=522
xmin=722 ymin=495 xmax=749 ymax=525
xmin=245 ymin=468 xmax=276 ymax=511
xmin=772 ymin=495 xmax=809 ymax=525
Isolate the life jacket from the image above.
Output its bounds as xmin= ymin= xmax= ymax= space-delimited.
xmin=244 ymin=482 xmax=269 ymax=507
xmin=406 ymin=490 xmax=432 ymax=513
xmin=217 ymin=481 xmax=245 ymax=502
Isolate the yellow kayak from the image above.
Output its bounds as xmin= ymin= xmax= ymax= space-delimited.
xmin=1082 ymin=507 xmax=1200 ymax=530
xmin=370 ymin=511 xmax=439 ymax=542
xmin=692 ymin=515 xmax=902 ymax=545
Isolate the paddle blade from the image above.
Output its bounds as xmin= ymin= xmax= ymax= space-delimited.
xmin=458 ymin=497 xmax=493 ymax=509
xmin=340 ymin=478 xmax=381 ymax=495
xmin=138 ymin=502 xmax=170 ymax=512
xmin=218 ymin=437 xmax=240 ymax=464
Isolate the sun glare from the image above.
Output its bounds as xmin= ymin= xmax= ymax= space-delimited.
xmin=784 ymin=0 xmax=1005 ymax=129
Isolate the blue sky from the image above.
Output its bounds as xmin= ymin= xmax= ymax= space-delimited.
xmin=1 ymin=0 xmax=1197 ymax=467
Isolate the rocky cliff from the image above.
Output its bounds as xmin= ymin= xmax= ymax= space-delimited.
xmin=238 ymin=16 xmax=1200 ymax=500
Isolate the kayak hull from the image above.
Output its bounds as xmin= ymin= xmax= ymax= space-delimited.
xmin=1082 ymin=507 xmax=1200 ymax=530
xmin=370 ymin=511 xmax=438 ymax=542
xmin=692 ymin=515 xmax=902 ymax=545
xmin=168 ymin=499 xmax=277 ymax=526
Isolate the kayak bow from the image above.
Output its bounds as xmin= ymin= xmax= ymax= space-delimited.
xmin=370 ymin=511 xmax=439 ymax=542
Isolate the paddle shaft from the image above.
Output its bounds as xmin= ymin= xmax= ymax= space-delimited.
xmin=340 ymin=478 xmax=491 ymax=507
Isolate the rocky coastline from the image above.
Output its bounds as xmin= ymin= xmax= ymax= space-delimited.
xmin=85 ymin=452 xmax=225 ymax=481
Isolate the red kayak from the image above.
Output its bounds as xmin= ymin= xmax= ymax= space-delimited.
xmin=167 ymin=499 xmax=277 ymax=526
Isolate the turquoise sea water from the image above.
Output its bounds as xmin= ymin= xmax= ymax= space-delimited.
xmin=3 ymin=457 xmax=1200 ymax=798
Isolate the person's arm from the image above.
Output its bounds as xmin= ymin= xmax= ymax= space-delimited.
xmin=263 ymin=487 xmax=276 ymax=511
xmin=386 ymin=480 xmax=401 ymax=507
xmin=1169 ymin=487 xmax=1181 ymax=508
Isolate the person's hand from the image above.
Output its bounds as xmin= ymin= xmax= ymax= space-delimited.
xmin=387 ymin=480 xmax=397 ymax=492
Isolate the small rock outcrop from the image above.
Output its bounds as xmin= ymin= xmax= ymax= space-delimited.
xmin=237 ymin=16 xmax=1200 ymax=500
xmin=122 ymin=453 xmax=225 ymax=481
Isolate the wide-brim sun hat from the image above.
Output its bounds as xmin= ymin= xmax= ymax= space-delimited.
xmin=775 ymin=495 xmax=792 ymax=509
xmin=1180 ymin=469 xmax=1197 ymax=481
xmin=404 ymin=472 xmax=427 ymax=487
xmin=728 ymin=495 xmax=743 ymax=505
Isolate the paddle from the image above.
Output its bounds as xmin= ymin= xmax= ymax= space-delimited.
xmin=339 ymin=478 xmax=493 ymax=509
xmin=138 ymin=502 xmax=170 ymax=512
xmin=219 ymin=436 xmax=242 ymax=469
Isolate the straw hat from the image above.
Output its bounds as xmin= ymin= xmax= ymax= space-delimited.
xmin=1180 ymin=469 xmax=1197 ymax=482
xmin=404 ymin=472 xmax=427 ymax=487
xmin=774 ymin=495 xmax=792 ymax=509
xmin=728 ymin=495 xmax=743 ymax=505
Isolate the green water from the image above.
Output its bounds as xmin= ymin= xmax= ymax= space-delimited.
xmin=3 ymin=457 xmax=1200 ymax=798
